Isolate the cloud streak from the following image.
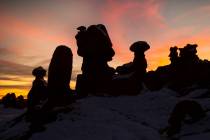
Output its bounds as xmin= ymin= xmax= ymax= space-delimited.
xmin=0 ymin=59 xmax=33 ymax=76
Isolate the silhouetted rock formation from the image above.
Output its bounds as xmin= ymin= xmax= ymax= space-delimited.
xmin=179 ymin=44 xmax=199 ymax=65
xmin=170 ymin=44 xmax=210 ymax=92
xmin=26 ymin=46 xmax=74 ymax=129
xmin=145 ymin=43 xmax=210 ymax=93
xmin=116 ymin=41 xmax=150 ymax=75
xmin=112 ymin=41 xmax=150 ymax=95
xmin=27 ymin=66 xmax=47 ymax=113
xmin=2 ymin=93 xmax=17 ymax=108
xmin=2 ymin=93 xmax=26 ymax=108
xmin=16 ymin=95 xmax=25 ymax=109
xmin=75 ymin=24 xmax=115 ymax=96
xmin=169 ymin=46 xmax=179 ymax=66
xmin=47 ymin=45 xmax=73 ymax=106
xmin=166 ymin=100 xmax=206 ymax=136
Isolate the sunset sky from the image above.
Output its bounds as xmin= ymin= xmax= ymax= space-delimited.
xmin=1 ymin=0 xmax=210 ymax=98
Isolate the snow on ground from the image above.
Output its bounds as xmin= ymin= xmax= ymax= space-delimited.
xmin=0 ymin=105 xmax=25 ymax=123
xmin=0 ymin=88 xmax=210 ymax=140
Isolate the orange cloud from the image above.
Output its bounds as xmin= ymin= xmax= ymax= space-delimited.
xmin=100 ymin=0 xmax=167 ymax=69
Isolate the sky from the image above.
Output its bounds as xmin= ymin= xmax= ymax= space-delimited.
xmin=1 ymin=0 xmax=210 ymax=98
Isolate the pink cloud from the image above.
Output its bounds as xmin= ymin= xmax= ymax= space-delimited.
xmin=99 ymin=0 xmax=167 ymax=68
xmin=0 ymin=12 xmax=78 ymax=67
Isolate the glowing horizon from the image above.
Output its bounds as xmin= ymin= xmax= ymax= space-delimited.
xmin=1 ymin=0 xmax=210 ymax=98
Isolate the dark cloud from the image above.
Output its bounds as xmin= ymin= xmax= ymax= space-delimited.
xmin=0 ymin=0 xmax=101 ymax=13
xmin=164 ymin=0 xmax=210 ymax=19
xmin=0 ymin=47 xmax=13 ymax=57
xmin=0 ymin=46 xmax=44 ymax=67
xmin=0 ymin=85 xmax=30 ymax=89
xmin=0 ymin=58 xmax=81 ymax=83
xmin=0 ymin=59 xmax=33 ymax=76
xmin=0 ymin=47 xmax=9 ymax=52
xmin=0 ymin=76 xmax=25 ymax=82
xmin=0 ymin=0 xmax=50 ymax=9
